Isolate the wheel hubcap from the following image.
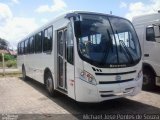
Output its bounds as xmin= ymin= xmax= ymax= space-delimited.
xmin=46 ymin=76 xmax=52 ymax=92
xmin=143 ymin=74 xmax=149 ymax=85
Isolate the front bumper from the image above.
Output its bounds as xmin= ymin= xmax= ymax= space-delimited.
xmin=75 ymin=76 xmax=143 ymax=103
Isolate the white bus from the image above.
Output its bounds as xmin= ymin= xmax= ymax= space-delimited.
xmin=132 ymin=12 xmax=160 ymax=90
xmin=17 ymin=11 xmax=142 ymax=102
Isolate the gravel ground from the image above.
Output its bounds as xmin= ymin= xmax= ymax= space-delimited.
xmin=0 ymin=77 xmax=160 ymax=120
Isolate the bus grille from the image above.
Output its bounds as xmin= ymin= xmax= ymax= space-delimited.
xmin=99 ymin=78 xmax=134 ymax=84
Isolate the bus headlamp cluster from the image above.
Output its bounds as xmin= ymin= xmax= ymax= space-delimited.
xmin=135 ymin=69 xmax=143 ymax=81
xmin=80 ymin=70 xmax=97 ymax=85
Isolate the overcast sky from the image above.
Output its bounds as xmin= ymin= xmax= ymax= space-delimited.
xmin=0 ymin=0 xmax=160 ymax=49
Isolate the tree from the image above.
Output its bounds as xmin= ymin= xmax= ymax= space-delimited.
xmin=0 ymin=38 xmax=9 ymax=50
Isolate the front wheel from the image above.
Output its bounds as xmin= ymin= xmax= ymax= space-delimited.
xmin=143 ymin=69 xmax=155 ymax=90
xmin=45 ymin=72 xmax=55 ymax=96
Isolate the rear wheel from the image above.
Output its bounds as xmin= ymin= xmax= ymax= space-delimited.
xmin=45 ymin=71 xmax=55 ymax=96
xmin=143 ymin=68 xmax=155 ymax=90
xmin=22 ymin=65 xmax=26 ymax=80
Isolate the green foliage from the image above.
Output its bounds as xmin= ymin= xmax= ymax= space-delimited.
xmin=0 ymin=54 xmax=17 ymax=68
xmin=5 ymin=60 xmax=17 ymax=68
xmin=0 ymin=54 xmax=15 ymax=61
xmin=4 ymin=54 xmax=15 ymax=61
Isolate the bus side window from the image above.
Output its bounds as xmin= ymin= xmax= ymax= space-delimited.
xmin=67 ymin=23 xmax=74 ymax=65
xmin=19 ymin=43 xmax=22 ymax=55
xmin=23 ymin=41 xmax=25 ymax=54
xmin=21 ymin=42 xmax=24 ymax=55
xmin=35 ymin=32 xmax=42 ymax=53
xmin=146 ymin=27 xmax=155 ymax=41
xmin=19 ymin=43 xmax=21 ymax=55
xmin=27 ymin=39 xmax=30 ymax=54
xmin=25 ymin=39 xmax=28 ymax=54
xmin=43 ymin=26 xmax=53 ymax=52
xmin=17 ymin=43 xmax=20 ymax=55
xmin=29 ymin=36 xmax=35 ymax=54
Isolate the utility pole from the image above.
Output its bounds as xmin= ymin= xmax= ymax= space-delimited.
xmin=2 ymin=53 xmax=5 ymax=76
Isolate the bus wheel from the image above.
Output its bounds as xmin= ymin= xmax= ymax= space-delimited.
xmin=22 ymin=65 xmax=26 ymax=80
xmin=143 ymin=68 xmax=155 ymax=90
xmin=45 ymin=72 xmax=55 ymax=96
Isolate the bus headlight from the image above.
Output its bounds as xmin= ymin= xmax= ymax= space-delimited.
xmin=135 ymin=69 xmax=143 ymax=81
xmin=80 ymin=70 xmax=97 ymax=85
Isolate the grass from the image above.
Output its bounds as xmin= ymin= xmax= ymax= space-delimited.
xmin=0 ymin=53 xmax=17 ymax=68
xmin=0 ymin=71 xmax=21 ymax=77
xmin=0 ymin=60 xmax=17 ymax=68
xmin=0 ymin=54 xmax=18 ymax=77
xmin=5 ymin=60 xmax=17 ymax=68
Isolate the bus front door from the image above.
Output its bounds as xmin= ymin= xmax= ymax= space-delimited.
xmin=57 ymin=29 xmax=67 ymax=91
xmin=57 ymin=26 xmax=75 ymax=99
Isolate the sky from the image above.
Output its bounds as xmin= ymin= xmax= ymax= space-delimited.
xmin=0 ymin=0 xmax=160 ymax=49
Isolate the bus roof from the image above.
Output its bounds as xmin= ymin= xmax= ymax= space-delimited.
xmin=18 ymin=11 xmax=129 ymax=43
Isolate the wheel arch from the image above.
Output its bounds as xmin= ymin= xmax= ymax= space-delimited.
xmin=143 ymin=63 xmax=156 ymax=76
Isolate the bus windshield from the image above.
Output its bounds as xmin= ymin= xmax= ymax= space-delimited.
xmin=76 ymin=14 xmax=141 ymax=68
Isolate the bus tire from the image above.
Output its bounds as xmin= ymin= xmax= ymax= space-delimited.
xmin=45 ymin=71 xmax=55 ymax=96
xmin=143 ymin=68 xmax=155 ymax=90
xmin=22 ymin=65 xmax=27 ymax=80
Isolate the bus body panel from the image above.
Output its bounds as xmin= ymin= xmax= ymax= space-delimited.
xmin=74 ymin=61 xmax=142 ymax=102
xmin=75 ymin=72 xmax=142 ymax=102
xmin=83 ymin=62 xmax=141 ymax=83
xmin=17 ymin=17 xmax=77 ymax=99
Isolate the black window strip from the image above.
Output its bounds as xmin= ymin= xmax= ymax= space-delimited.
xmin=99 ymin=91 xmax=113 ymax=93
xmin=92 ymin=67 xmax=96 ymax=71
xmin=95 ymin=70 xmax=136 ymax=76
xmin=99 ymin=78 xmax=134 ymax=84
xmin=101 ymin=94 xmax=116 ymax=97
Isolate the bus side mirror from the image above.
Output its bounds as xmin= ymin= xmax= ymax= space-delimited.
xmin=154 ymin=26 xmax=160 ymax=42
xmin=74 ymin=21 xmax=81 ymax=38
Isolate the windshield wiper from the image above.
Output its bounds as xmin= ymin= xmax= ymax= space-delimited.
xmin=99 ymin=30 xmax=113 ymax=64
xmin=116 ymin=30 xmax=134 ymax=64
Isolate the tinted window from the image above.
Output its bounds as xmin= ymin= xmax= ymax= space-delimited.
xmin=43 ymin=26 xmax=53 ymax=52
xmin=76 ymin=14 xmax=141 ymax=68
xmin=17 ymin=43 xmax=20 ymax=55
xmin=67 ymin=23 xmax=74 ymax=64
xmin=109 ymin=17 xmax=141 ymax=64
xmin=19 ymin=43 xmax=22 ymax=55
xmin=57 ymin=31 xmax=63 ymax=56
xmin=21 ymin=42 xmax=24 ymax=54
xmin=29 ymin=36 xmax=35 ymax=53
xmin=24 ymin=39 xmax=28 ymax=54
xmin=35 ymin=32 xmax=42 ymax=53
xmin=64 ymin=30 xmax=67 ymax=59
xmin=27 ymin=39 xmax=30 ymax=53
xmin=146 ymin=27 xmax=155 ymax=41
xmin=77 ymin=15 xmax=118 ymax=64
